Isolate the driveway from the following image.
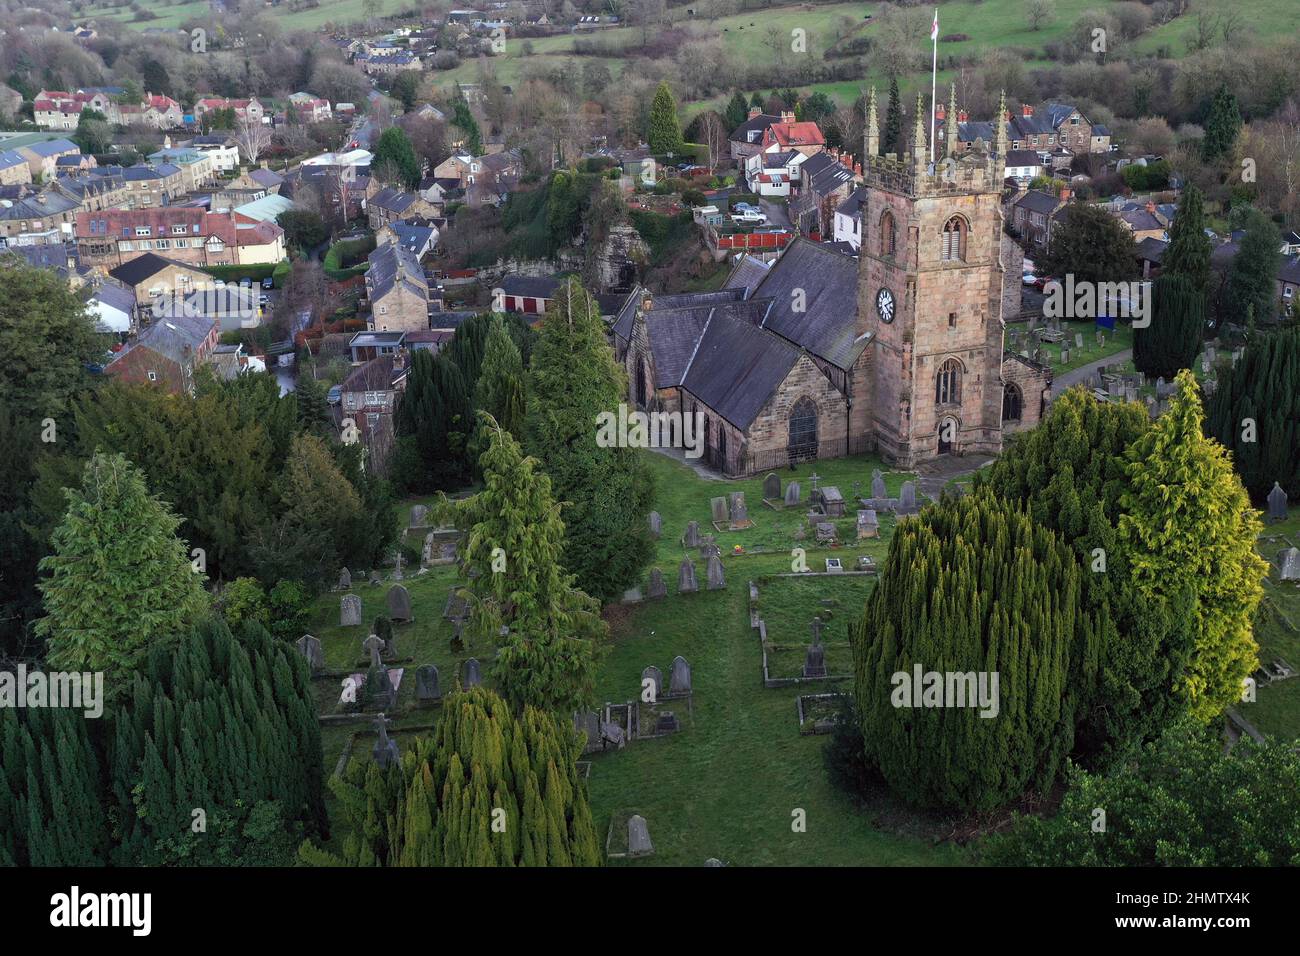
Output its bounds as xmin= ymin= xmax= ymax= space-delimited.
xmin=759 ymin=198 xmax=791 ymax=228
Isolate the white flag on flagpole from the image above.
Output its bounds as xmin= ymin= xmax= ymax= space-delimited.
xmin=931 ymin=9 xmax=939 ymax=40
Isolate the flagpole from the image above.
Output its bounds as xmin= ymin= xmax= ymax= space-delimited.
xmin=930 ymin=7 xmax=938 ymax=162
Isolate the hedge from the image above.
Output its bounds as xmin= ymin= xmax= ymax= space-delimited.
xmin=324 ymin=236 xmax=377 ymax=281
xmin=199 ymin=259 xmax=291 ymax=287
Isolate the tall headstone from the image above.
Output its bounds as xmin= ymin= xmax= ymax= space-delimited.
xmin=871 ymin=470 xmax=887 ymax=500
xmin=897 ymin=481 xmax=917 ymax=514
xmin=784 ymin=481 xmax=801 ymax=506
xmin=699 ymin=535 xmax=721 ymax=558
xmin=340 ymin=594 xmax=363 ymax=626
xmin=706 ymin=554 xmax=726 ymax=590
xmin=648 ymin=511 xmax=661 ymax=538
xmin=678 ymin=558 xmax=698 ymax=593
xmin=763 ymin=472 xmax=782 ymax=501
xmin=1278 ymin=547 xmax=1300 ymax=581
xmin=1267 ymin=482 xmax=1289 ymax=522
xmin=362 ymin=634 xmax=385 ymax=669
xmin=669 ymin=655 xmax=692 ymax=696
xmin=372 ymin=714 xmax=398 ymax=768
xmin=386 ymin=584 xmax=412 ymax=622
xmin=296 ymin=635 xmax=324 ymax=672
xmin=728 ymin=492 xmax=749 ymax=526
xmin=648 ymin=567 xmax=667 ymax=599
xmin=683 ymin=520 xmax=701 ymax=548
xmin=710 ymin=497 xmax=728 ymax=525
xmin=1074 ymin=332 xmax=1084 ymax=348
xmin=627 ymin=815 xmax=653 ymax=857
xmin=641 ymin=664 xmax=663 ymax=701
xmin=462 ymin=658 xmax=482 ymax=688
xmin=857 ymin=509 xmax=879 ymax=539
xmin=410 ymin=504 xmax=428 ymax=527
xmin=415 ymin=664 xmax=441 ymax=703
xmin=338 ymin=567 xmax=351 ymax=590
xmin=804 ymin=621 xmax=827 ymax=678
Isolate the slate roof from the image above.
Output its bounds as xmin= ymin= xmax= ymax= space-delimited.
xmin=0 ymin=187 xmax=80 ymax=221
xmin=3 ymin=243 xmax=73 ymax=272
xmin=366 ymin=241 xmax=427 ymax=302
xmin=108 ymin=252 xmax=202 ymax=287
xmin=753 ymin=238 xmax=865 ymax=370
xmin=729 ymin=113 xmax=781 ymax=143
xmin=370 ymin=186 xmax=419 ymax=215
xmin=724 ymin=255 xmax=771 ymax=296
xmin=389 ymin=221 xmax=435 ymax=255
xmin=681 ymin=307 xmax=800 ymax=430
xmin=800 ymin=151 xmax=856 ymax=194
xmin=428 ymin=309 xmax=476 ymax=330
xmin=1135 ymin=237 xmax=1167 ymax=264
xmin=22 ymin=138 xmax=78 ymax=158
xmin=114 ymin=313 xmax=215 ymax=366
xmin=501 ymin=274 xmax=561 ymax=298
xmin=836 ymin=186 xmax=868 ymax=218
xmin=88 ymin=282 xmax=135 ymax=316
xmin=248 ymin=167 xmax=284 ymax=189
xmin=1014 ymin=190 xmax=1063 ymax=215
xmin=0 ymin=149 xmax=25 ymax=171
xmin=644 ymin=306 xmax=713 ymax=386
xmin=1004 ymin=149 xmax=1042 ymax=167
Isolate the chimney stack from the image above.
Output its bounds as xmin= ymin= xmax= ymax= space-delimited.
xmin=1021 ymin=104 xmax=1034 ymax=117
xmin=748 ymin=106 xmax=761 ymax=120
xmin=1059 ymin=186 xmax=1071 ymax=202
xmin=641 ymin=290 xmax=653 ymax=313
xmin=1145 ymin=200 xmax=1156 ymax=214
xmin=781 ymin=110 xmax=796 ymax=124
xmin=958 ymin=109 xmax=968 ymax=123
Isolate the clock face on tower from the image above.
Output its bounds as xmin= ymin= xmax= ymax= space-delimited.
xmin=876 ymin=287 xmax=896 ymax=324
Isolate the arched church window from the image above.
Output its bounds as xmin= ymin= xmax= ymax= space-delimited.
xmin=635 ymin=361 xmax=647 ymax=408
xmin=941 ymin=216 xmax=967 ymax=262
xmin=880 ymin=211 xmax=897 ymax=258
xmin=788 ymin=397 xmax=818 ymax=456
xmin=1002 ymin=382 xmax=1023 ymax=421
xmin=936 ymin=359 xmax=962 ymax=405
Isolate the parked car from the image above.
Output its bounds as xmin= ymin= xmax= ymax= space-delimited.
xmin=327 ymin=385 xmax=342 ymax=406
xmin=259 ymin=294 xmax=270 ymax=305
xmin=731 ymin=211 xmax=767 ymax=225
xmin=213 ymin=279 xmax=226 ymax=288
xmin=262 ymin=276 xmax=274 ymax=289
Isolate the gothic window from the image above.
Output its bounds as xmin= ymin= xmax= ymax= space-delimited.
xmin=635 ymin=361 xmax=647 ymax=408
xmin=941 ymin=216 xmax=967 ymax=262
xmin=936 ymin=359 xmax=962 ymax=405
xmin=788 ymin=397 xmax=818 ymax=456
xmin=1002 ymin=383 xmax=1023 ymax=421
xmin=879 ymin=211 xmax=897 ymax=258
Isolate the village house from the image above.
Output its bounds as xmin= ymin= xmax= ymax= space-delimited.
xmin=33 ymin=89 xmax=181 ymax=130
xmin=789 ymin=149 xmax=859 ymax=238
xmin=106 ymin=252 xmax=216 ymax=319
xmin=0 ymin=150 xmax=32 ymax=186
xmin=146 ymin=147 xmax=216 ymax=193
xmin=365 ymin=241 xmax=430 ymax=332
xmin=728 ymin=109 xmax=783 ymax=162
xmin=949 ymin=102 xmax=1110 ymax=156
xmin=181 ymin=133 xmax=242 ymax=174
xmin=288 ymin=92 xmax=333 ymax=124
xmin=16 ymin=139 xmax=81 ymax=180
xmin=832 ymin=186 xmax=867 ymax=251
xmin=367 ymin=186 xmax=440 ymax=229
xmin=105 ymin=311 xmax=220 ymax=395
xmin=376 ymin=220 xmax=438 ymax=259
xmin=0 ymin=184 xmax=81 ymax=243
xmin=55 ymin=170 xmax=129 ymax=212
xmin=76 ymin=207 xmax=285 ymax=269
xmin=1113 ymin=199 xmax=1171 ymax=242
xmin=1003 ymin=149 xmax=1045 ymax=187
xmin=358 ymin=52 xmax=422 ymax=75
xmin=1009 ymin=188 xmax=1070 ymax=253
xmin=744 ymin=149 xmax=807 ymax=197
xmin=193 ymin=96 xmax=266 ymax=125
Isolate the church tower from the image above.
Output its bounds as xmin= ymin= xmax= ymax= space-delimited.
xmin=855 ymin=87 xmax=1009 ymax=466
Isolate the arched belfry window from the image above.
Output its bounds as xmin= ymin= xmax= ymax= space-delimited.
xmin=1002 ymin=382 xmax=1023 ymax=421
xmin=941 ymin=216 xmax=967 ymax=262
xmin=788 ymin=397 xmax=818 ymax=457
xmin=936 ymin=359 xmax=962 ymax=405
xmin=880 ymin=211 xmax=897 ymax=258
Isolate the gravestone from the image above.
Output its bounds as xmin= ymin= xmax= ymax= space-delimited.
xmin=622 ymin=586 xmax=643 ymax=604
xmin=648 ymin=567 xmax=667 ymax=599
xmin=763 ymin=472 xmax=782 ymax=501
xmin=391 ymin=551 xmax=404 ymax=582
xmin=897 ymin=481 xmax=918 ymax=515
xmin=683 ymin=520 xmax=701 ymax=548
xmin=1096 ymin=331 xmax=1105 ymax=345
xmin=1107 ymin=379 xmax=1121 ymax=398
xmin=1201 ymin=353 xmax=1211 ymax=373
xmin=372 ymin=714 xmax=398 ymax=768
xmin=1124 ymin=384 xmax=1138 ymax=403
xmin=443 ymin=588 xmax=469 ymax=622
xmin=784 ymin=481 xmax=801 ymax=506
xmin=700 ymin=535 xmax=721 ymax=558
xmin=410 ymin=505 xmax=428 ymax=527
xmin=825 ymin=557 xmax=843 ymax=573
xmin=574 ymin=712 xmax=601 ymax=753
xmin=386 ymin=584 xmax=412 ymax=622
xmin=1060 ymin=348 xmax=1070 ymax=364
xmin=655 ymin=711 xmax=679 ymax=733
xmin=669 ymin=655 xmax=692 ymax=696
xmin=627 ymin=815 xmax=653 ymax=857
xmin=415 ymin=664 xmax=441 ymax=703
xmin=710 ymin=496 xmax=728 ymax=525
xmin=1278 ymin=548 xmax=1300 ymax=581
xmin=815 ymin=521 xmax=836 ymax=543
xmin=678 ymin=558 xmax=698 ymax=593
xmin=803 ymin=639 xmax=827 ymax=678
xmin=421 ymin=532 xmax=435 ymax=565
xmin=706 ymin=554 xmax=726 ymax=590
xmin=1267 ymin=482 xmax=1289 ymax=522
xmin=362 ymin=634 xmax=385 ymax=669
xmin=728 ymin=492 xmax=750 ymax=528
xmin=340 ymin=594 xmax=363 ymax=626
xmin=648 ymin=511 xmax=661 ymax=538
xmin=857 ymin=509 xmax=879 ymax=539
xmin=820 ymin=486 xmax=845 ymax=517
xmin=462 ymin=658 xmax=482 ymax=688
xmin=642 ymin=664 xmax=663 ymax=701
xmin=296 ymin=635 xmax=324 ymax=673
xmin=1074 ymin=332 xmax=1084 ymax=348
xmin=338 ymin=567 xmax=351 ymax=590
xmin=871 ymin=470 xmax=887 ymax=500
xmin=368 ymin=570 xmax=382 ymax=587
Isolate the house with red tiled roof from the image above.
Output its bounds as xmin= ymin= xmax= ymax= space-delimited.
xmin=34 ymin=89 xmax=181 ymax=130
xmin=192 ymin=96 xmax=266 ymax=124
xmin=75 ymin=207 xmax=284 ymax=268
xmin=758 ymin=116 xmax=826 ymax=157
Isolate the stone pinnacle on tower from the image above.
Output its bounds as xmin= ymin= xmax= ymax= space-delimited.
xmin=945 ymin=82 xmax=958 ymax=160
xmin=865 ymin=86 xmax=879 ymax=158
xmin=912 ymin=91 xmax=928 ymax=173
xmin=994 ymin=89 xmax=1009 ymax=159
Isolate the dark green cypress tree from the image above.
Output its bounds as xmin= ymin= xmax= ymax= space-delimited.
xmin=852 ymin=494 xmax=1092 ymax=813
xmin=1134 ymin=273 xmax=1204 ymax=379
xmin=1161 ymin=183 xmax=1211 ymax=291
xmin=1201 ymin=84 xmax=1241 ymax=163
xmin=725 ymin=91 xmax=749 ymax=129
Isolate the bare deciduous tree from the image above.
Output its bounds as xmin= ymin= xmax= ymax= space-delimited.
xmin=235 ymin=115 xmax=272 ymax=165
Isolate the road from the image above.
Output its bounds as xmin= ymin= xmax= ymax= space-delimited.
xmin=759 ymin=198 xmax=791 ymax=229
xmin=1054 ymin=349 xmax=1133 ymax=390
